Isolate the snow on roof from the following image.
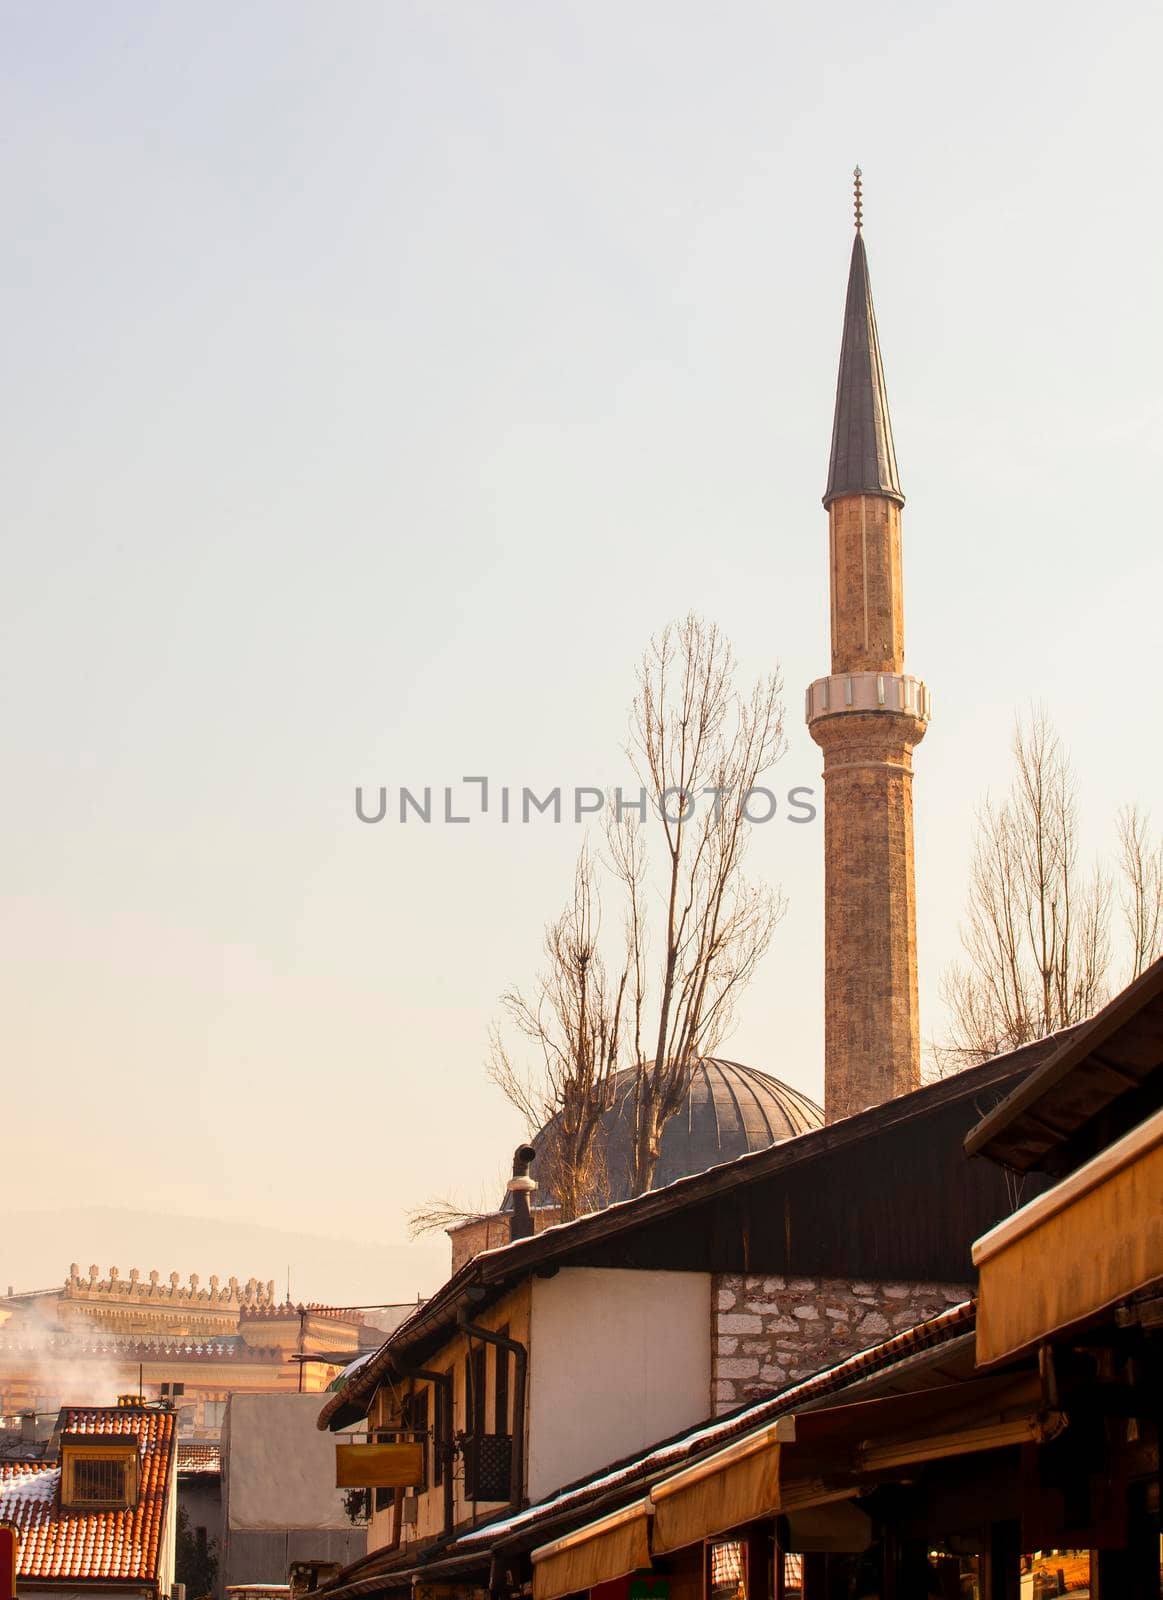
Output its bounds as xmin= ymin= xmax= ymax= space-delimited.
xmin=455 ymin=1299 xmax=975 ymax=1547
xmin=0 ymin=1465 xmax=59 ymax=1504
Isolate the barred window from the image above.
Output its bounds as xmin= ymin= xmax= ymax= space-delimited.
xmin=710 ymin=1540 xmax=745 ymax=1600
xmin=72 ymin=1457 xmax=129 ymax=1504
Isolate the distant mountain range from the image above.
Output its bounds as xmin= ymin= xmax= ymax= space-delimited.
xmin=0 ymin=1205 xmax=447 ymax=1311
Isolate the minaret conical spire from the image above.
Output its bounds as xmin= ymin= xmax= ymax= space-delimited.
xmin=823 ymin=177 xmax=903 ymax=509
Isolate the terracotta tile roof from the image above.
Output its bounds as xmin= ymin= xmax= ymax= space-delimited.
xmin=0 ymin=1405 xmax=176 ymax=1588
xmin=176 ymin=1440 xmax=221 ymax=1476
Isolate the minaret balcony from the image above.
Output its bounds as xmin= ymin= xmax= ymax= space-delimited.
xmin=805 ymin=671 xmax=931 ymax=727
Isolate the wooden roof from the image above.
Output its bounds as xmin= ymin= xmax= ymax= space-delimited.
xmin=964 ymin=957 xmax=1163 ymax=1174
xmin=321 ymin=1034 xmax=1065 ymax=1432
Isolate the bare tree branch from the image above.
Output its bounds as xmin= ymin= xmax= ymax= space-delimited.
xmin=932 ymin=706 xmax=1115 ymax=1076
xmin=613 ymin=614 xmax=787 ymax=1194
xmin=1117 ymin=804 xmax=1163 ymax=979
xmin=488 ymin=848 xmax=625 ymax=1220
xmin=491 ymin=614 xmax=789 ymax=1207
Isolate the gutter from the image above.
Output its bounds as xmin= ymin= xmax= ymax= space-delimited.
xmin=398 ymin=1366 xmax=455 ymax=1541
xmin=18 ymin=1586 xmax=158 ymax=1594
xmin=319 ymin=1286 xmax=483 ymax=1433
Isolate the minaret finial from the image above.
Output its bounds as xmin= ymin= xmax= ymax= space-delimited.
xmin=853 ymin=166 xmax=863 ymax=232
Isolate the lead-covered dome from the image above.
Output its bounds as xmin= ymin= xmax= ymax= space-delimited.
xmin=528 ymin=1057 xmax=823 ymax=1209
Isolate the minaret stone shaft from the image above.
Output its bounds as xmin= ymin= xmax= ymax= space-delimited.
xmin=807 ymin=189 xmax=930 ymax=1124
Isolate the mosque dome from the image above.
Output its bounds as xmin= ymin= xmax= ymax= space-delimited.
xmin=527 ymin=1057 xmax=823 ymax=1209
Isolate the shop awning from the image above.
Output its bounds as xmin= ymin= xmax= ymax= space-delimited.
xmin=650 ymin=1420 xmax=790 ymax=1555
xmin=531 ymin=1375 xmax=1055 ymax=1590
xmin=532 ymin=1500 xmax=652 ymax=1600
xmin=974 ymin=1106 xmax=1163 ymax=1366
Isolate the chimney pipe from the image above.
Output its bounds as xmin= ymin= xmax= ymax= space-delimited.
xmin=507 ymin=1145 xmax=538 ymax=1242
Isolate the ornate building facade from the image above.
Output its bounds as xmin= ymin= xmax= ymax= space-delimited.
xmin=0 ymin=1265 xmax=398 ymax=1439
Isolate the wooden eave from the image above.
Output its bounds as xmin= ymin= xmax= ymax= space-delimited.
xmin=965 ymin=956 xmax=1163 ymax=1174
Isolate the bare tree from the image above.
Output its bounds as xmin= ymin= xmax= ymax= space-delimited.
xmin=406 ymin=1178 xmax=509 ymax=1241
xmin=406 ymin=1198 xmax=486 ymax=1241
xmin=491 ymin=614 xmax=788 ymax=1209
xmin=488 ymin=848 xmax=626 ymax=1221
xmin=613 ymin=615 xmax=787 ymax=1194
xmin=1117 ymin=804 xmax=1163 ymax=979
xmin=936 ymin=707 xmax=1116 ymax=1073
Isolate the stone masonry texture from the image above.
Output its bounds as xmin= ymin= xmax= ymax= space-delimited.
xmin=827 ymin=497 xmax=906 ymax=675
xmin=810 ymin=487 xmax=926 ymax=1125
xmin=711 ymin=1273 xmax=970 ymax=1413
xmin=811 ymin=708 xmax=925 ymax=1123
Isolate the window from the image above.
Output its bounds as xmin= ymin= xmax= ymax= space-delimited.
xmin=410 ymin=1388 xmax=429 ymax=1487
xmin=782 ymin=1552 xmax=803 ymax=1600
xmin=74 ymin=1457 xmax=128 ymax=1503
xmin=462 ymin=1337 xmax=512 ymax=1503
xmin=709 ymin=1540 xmax=746 ymax=1600
xmin=463 ymin=1433 xmax=512 ymax=1502
xmin=433 ymin=1375 xmax=448 ymax=1488
xmin=493 ymin=1326 xmax=510 ymax=1436
xmin=464 ymin=1346 xmax=486 ymax=1439
xmin=202 ymin=1400 xmax=227 ymax=1429
xmin=1022 ymin=1550 xmax=1091 ymax=1600
xmin=61 ymin=1445 xmax=138 ymax=1510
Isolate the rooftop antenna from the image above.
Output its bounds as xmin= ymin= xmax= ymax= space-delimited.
xmin=853 ymin=165 xmax=863 ymax=232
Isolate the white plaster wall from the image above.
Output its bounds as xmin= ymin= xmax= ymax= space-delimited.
xmin=527 ymin=1268 xmax=711 ymax=1501
xmin=223 ymin=1393 xmax=355 ymax=1531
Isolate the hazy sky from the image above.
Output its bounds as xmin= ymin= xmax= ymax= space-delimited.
xmin=2 ymin=1 xmax=1160 ymax=1305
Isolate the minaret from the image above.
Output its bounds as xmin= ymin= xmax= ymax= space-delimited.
xmin=806 ymin=170 xmax=930 ymax=1124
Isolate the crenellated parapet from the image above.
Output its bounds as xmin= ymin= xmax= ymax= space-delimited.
xmin=63 ymin=1266 xmax=277 ymax=1309
xmin=238 ymin=1301 xmax=364 ymax=1324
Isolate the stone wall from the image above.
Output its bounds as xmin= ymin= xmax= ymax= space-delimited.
xmin=712 ymin=1273 xmax=969 ymax=1413
xmin=447 ymin=1207 xmax=563 ymax=1276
